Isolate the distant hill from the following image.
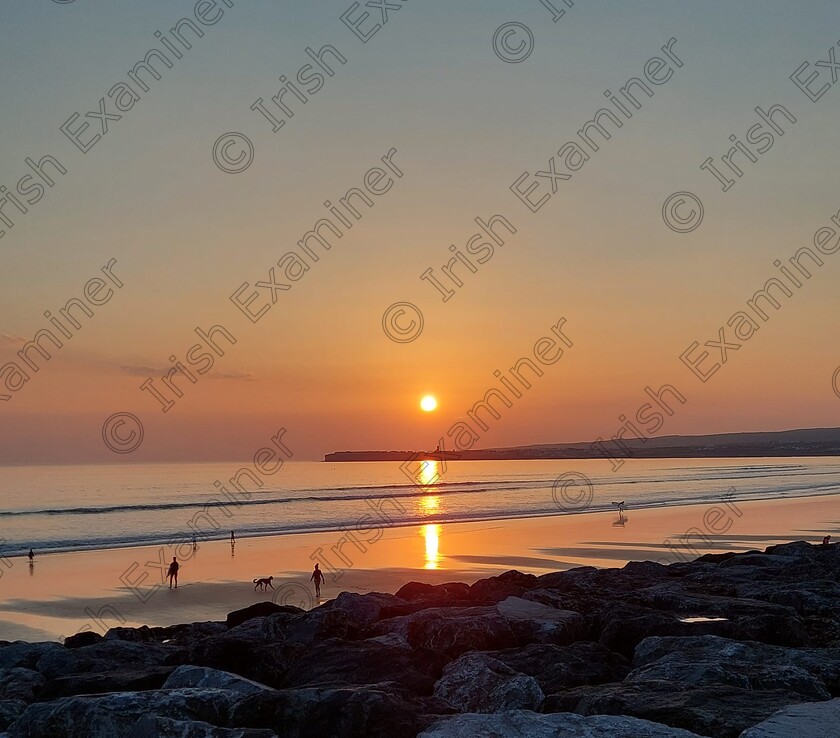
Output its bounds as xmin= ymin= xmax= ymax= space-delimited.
xmin=323 ymin=427 xmax=840 ymax=462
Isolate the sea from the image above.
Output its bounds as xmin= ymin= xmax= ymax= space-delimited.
xmin=0 ymin=457 xmax=838 ymax=557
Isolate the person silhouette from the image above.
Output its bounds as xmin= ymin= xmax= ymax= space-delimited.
xmin=230 ymin=531 xmax=235 ymax=545
xmin=823 ymin=534 xmax=832 ymax=546
xmin=27 ymin=549 xmax=34 ymax=562
xmin=167 ymin=556 xmax=180 ymax=589
xmin=310 ymin=563 xmax=324 ymax=598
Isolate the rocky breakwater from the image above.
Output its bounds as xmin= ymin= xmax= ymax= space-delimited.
xmin=0 ymin=541 xmax=838 ymax=737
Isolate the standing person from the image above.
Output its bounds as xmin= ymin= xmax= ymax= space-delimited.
xmin=192 ymin=535 xmax=197 ymax=551
xmin=230 ymin=531 xmax=235 ymax=545
xmin=27 ymin=549 xmax=34 ymax=562
xmin=167 ymin=557 xmax=180 ymax=589
xmin=310 ymin=563 xmax=324 ymax=599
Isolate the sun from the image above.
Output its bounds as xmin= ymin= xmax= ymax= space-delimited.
xmin=420 ymin=394 xmax=438 ymax=412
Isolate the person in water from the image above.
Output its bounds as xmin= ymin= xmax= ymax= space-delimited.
xmin=167 ymin=557 xmax=180 ymax=589
xmin=310 ymin=563 xmax=324 ymax=598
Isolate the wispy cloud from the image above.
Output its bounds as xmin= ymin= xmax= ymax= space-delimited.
xmin=117 ymin=364 xmax=256 ymax=382
xmin=119 ymin=364 xmax=163 ymax=377
xmin=209 ymin=371 xmax=257 ymax=382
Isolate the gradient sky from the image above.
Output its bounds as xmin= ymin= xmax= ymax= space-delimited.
xmin=1 ymin=0 xmax=839 ymax=462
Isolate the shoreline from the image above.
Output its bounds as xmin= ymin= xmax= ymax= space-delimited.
xmin=4 ymin=487 xmax=839 ymax=561
xmin=0 ymin=492 xmax=838 ymax=642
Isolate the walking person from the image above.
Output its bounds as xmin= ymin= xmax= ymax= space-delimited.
xmin=167 ymin=556 xmax=180 ymax=589
xmin=310 ymin=563 xmax=324 ymax=599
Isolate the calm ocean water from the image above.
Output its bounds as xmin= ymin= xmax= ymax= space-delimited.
xmin=0 ymin=458 xmax=838 ymax=556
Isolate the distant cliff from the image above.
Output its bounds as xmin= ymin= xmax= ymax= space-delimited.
xmin=324 ymin=427 xmax=840 ymax=461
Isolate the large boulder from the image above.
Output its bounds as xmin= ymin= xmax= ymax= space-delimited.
xmin=225 ymin=603 xmax=303 ymax=630
xmin=127 ymin=715 xmax=276 ymax=738
xmin=432 ymin=653 xmax=544 ymax=713
xmin=282 ymin=635 xmax=440 ymax=693
xmin=0 ymin=642 xmax=62 ymax=670
xmin=469 ymin=571 xmax=540 ymax=604
xmin=186 ymin=635 xmax=289 ymax=688
xmin=419 ymin=710 xmax=707 ymax=737
xmin=0 ymin=668 xmax=44 ymax=702
xmin=546 ymin=681 xmax=820 ymax=738
xmin=35 ymin=640 xmax=177 ymax=679
xmin=495 ymin=597 xmax=587 ymax=645
xmin=739 ymin=698 xmax=840 ymax=737
xmin=0 ymin=700 xmax=26 ymax=731
xmin=6 ymin=688 xmax=236 ymax=738
xmin=40 ymin=666 xmax=176 ymax=700
xmin=229 ymin=685 xmax=421 ymax=738
xmin=373 ymin=606 xmax=518 ymax=658
xmin=394 ymin=582 xmax=472 ymax=610
xmin=163 ymin=666 xmax=272 ymax=696
xmin=487 ymin=642 xmax=630 ymax=694
xmin=63 ymin=632 xmax=103 ymax=649
xmin=633 ymin=635 xmax=840 ymax=696
xmin=330 ymin=592 xmax=409 ymax=631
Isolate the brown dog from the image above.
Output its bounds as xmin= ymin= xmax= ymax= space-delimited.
xmin=253 ymin=576 xmax=274 ymax=591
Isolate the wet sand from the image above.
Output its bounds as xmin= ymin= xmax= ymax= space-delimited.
xmin=0 ymin=492 xmax=837 ymax=642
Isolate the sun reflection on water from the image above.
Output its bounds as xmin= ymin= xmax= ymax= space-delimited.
xmin=422 ymin=524 xmax=441 ymax=569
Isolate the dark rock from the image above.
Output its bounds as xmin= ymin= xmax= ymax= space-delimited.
xmin=163 ymin=666 xmax=272 ymax=696
xmin=495 ymin=596 xmax=587 ymax=645
xmin=63 ymin=632 xmax=103 ymax=649
xmin=39 ymin=666 xmax=176 ymax=700
xmin=225 ymin=603 xmax=302 ymax=630
xmin=432 ymin=652 xmax=544 ymax=713
xmin=520 ymin=588 xmax=567 ymax=609
xmin=469 ymin=570 xmax=540 ymax=604
xmin=0 ymin=642 xmax=62 ymax=670
xmin=35 ymin=639 xmax=178 ymax=679
xmin=127 ymin=715 xmax=277 ymax=737
xmin=330 ymin=591 xmax=410 ymax=631
xmin=0 ymin=700 xmax=26 ymax=731
xmin=230 ymin=685 xmax=421 ymax=738
xmin=187 ymin=635 xmax=289 ymax=688
xmin=739 ymin=697 xmax=840 ymax=737
xmin=545 ymin=681 xmax=821 ymax=738
xmin=6 ymin=688 xmax=236 ymax=738
xmin=105 ymin=626 xmax=158 ymax=642
xmin=487 ymin=641 xmax=630 ymax=693
xmin=283 ymin=635 xmax=440 ymax=693
xmin=418 ymin=710 xmax=707 ymax=737
xmin=0 ymin=668 xmax=44 ymax=702
xmin=633 ymin=635 xmax=840 ymax=696
xmin=373 ymin=606 xmax=518 ymax=658
xmin=394 ymin=582 xmax=472 ymax=610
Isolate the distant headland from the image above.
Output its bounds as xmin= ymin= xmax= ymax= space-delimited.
xmin=324 ymin=426 xmax=840 ymax=462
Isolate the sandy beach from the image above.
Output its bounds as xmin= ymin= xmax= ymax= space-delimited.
xmin=0 ymin=492 xmax=836 ymax=643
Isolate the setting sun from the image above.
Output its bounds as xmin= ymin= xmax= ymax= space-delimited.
xmin=420 ymin=395 xmax=438 ymax=412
